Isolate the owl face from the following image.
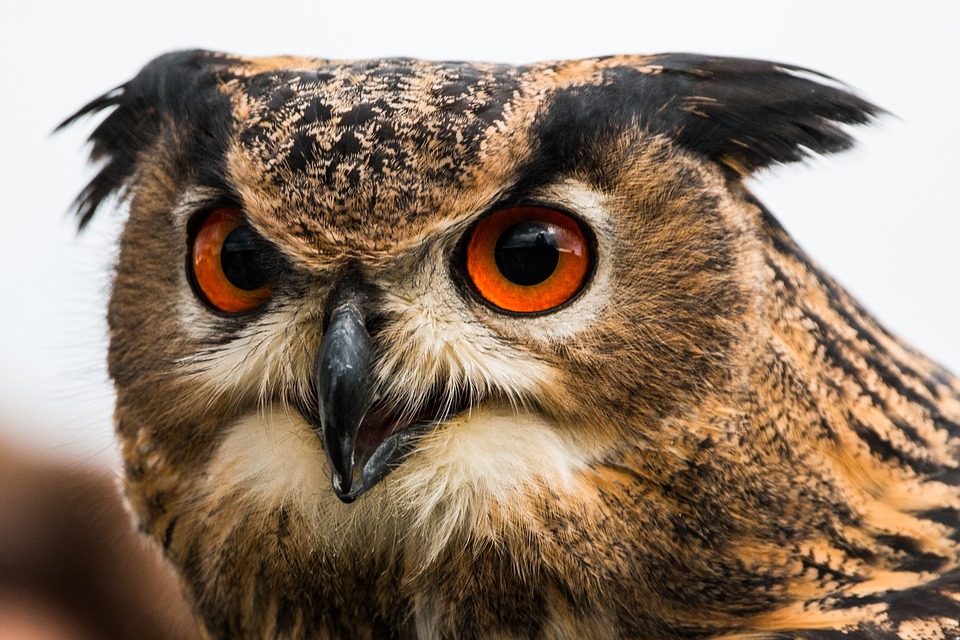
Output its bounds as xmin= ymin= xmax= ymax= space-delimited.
xmin=67 ymin=52 xmax=960 ymax=638
xmin=90 ymin=53 xmax=782 ymax=509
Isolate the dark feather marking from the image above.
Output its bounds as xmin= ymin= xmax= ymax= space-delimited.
xmin=147 ymin=490 xmax=167 ymax=516
xmin=803 ymin=627 xmax=899 ymax=640
xmin=874 ymin=534 xmax=951 ymax=573
xmin=799 ymin=552 xmax=868 ymax=586
xmin=919 ymin=506 xmax=960 ymax=534
xmin=521 ymin=79 xmax=643 ymax=193
xmin=180 ymin=538 xmax=208 ymax=614
xmin=275 ymin=505 xmax=290 ymax=547
xmin=848 ymin=416 xmax=942 ymax=476
xmin=123 ymin=458 xmax=145 ymax=481
xmin=882 ymin=582 xmax=960 ymax=623
xmin=826 ymin=295 xmax=945 ymax=402
xmin=162 ymin=515 xmax=179 ymax=554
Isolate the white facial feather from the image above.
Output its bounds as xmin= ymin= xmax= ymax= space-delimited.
xmin=180 ymin=303 xmax=321 ymax=411
xmin=207 ymin=401 xmax=591 ymax=563
xmin=392 ymin=403 xmax=591 ymax=561
xmin=374 ymin=241 xmax=552 ymax=413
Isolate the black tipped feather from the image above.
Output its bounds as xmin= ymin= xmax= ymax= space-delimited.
xmin=58 ymin=85 xmax=135 ymax=228
xmin=59 ymin=50 xmax=238 ymax=228
xmin=56 ymin=87 xmax=125 ymax=132
xmin=642 ymin=53 xmax=884 ymax=173
xmin=531 ymin=54 xmax=883 ymax=185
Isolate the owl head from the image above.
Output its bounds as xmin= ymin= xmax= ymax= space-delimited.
xmin=65 ymin=51 xmax=960 ymax=638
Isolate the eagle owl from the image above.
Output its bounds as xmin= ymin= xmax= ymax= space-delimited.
xmin=64 ymin=51 xmax=960 ymax=639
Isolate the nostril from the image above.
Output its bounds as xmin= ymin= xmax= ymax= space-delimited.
xmin=319 ymin=269 xmax=380 ymax=335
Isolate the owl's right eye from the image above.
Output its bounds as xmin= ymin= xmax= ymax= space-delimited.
xmin=189 ymin=208 xmax=277 ymax=314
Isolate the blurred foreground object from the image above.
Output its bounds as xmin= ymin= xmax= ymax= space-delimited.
xmin=0 ymin=442 xmax=199 ymax=640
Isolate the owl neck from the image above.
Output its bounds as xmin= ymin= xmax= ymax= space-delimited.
xmin=758 ymin=210 xmax=960 ymax=483
xmin=721 ymin=209 xmax=960 ymax=615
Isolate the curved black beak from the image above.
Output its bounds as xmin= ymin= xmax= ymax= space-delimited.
xmin=315 ymin=302 xmax=374 ymax=502
xmin=310 ymin=285 xmax=468 ymax=503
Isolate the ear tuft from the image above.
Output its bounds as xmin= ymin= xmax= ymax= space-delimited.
xmin=58 ymin=50 xmax=238 ymax=229
xmin=637 ymin=54 xmax=884 ymax=175
xmin=57 ymin=87 xmax=131 ymax=229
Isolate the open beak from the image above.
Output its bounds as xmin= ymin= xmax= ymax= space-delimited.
xmin=307 ymin=286 xmax=476 ymax=503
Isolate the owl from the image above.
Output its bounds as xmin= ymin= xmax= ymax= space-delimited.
xmin=64 ymin=51 xmax=960 ymax=639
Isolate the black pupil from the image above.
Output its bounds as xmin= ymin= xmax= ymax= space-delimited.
xmin=494 ymin=222 xmax=560 ymax=286
xmin=221 ymin=226 xmax=271 ymax=291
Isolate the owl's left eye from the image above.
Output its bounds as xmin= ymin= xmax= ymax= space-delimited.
xmin=189 ymin=208 xmax=278 ymax=314
xmin=463 ymin=206 xmax=593 ymax=313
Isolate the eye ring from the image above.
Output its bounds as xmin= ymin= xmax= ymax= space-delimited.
xmin=463 ymin=206 xmax=594 ymax=314
xmin=189 ymin=208 xmax=276 ymax=314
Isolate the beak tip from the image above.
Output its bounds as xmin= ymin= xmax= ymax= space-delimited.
xmin=331 ymin=470 xmax=350 ymax=494
xmin=332 ymin=475 xmax=358 ymax=504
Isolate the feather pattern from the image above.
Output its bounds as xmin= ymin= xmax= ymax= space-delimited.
xmin=64 ymin=51 xmax=959 ymax=639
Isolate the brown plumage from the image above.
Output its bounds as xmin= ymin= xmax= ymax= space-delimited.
xmin=64 ymin=51 xmax=960 ymax=639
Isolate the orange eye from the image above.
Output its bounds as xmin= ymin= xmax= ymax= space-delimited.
xmin=465 ymin=207 xmax=593 ymax=313
xmin=190 ymin=208 xmax=276 ymax=314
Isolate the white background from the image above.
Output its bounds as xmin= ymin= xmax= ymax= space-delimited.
xmin=1 ymin=1 xmax=957 ymax=465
